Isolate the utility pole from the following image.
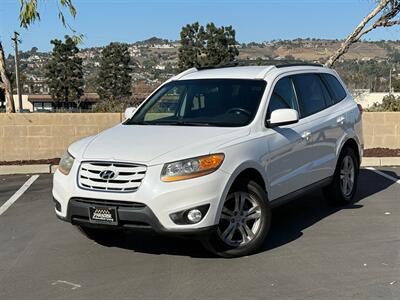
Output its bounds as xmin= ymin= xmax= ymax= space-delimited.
xmin=12 ymin=32 xmax=23 ymax=112
xmin=389 ymin=68 xmax=392 ymax=95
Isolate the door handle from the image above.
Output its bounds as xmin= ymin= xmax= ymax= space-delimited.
xmin=337 ymin=116 xmax=345 ymax=125
xmin=301 ymin=131 xmax=311 ymax=141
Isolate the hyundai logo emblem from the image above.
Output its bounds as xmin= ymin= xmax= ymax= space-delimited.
xmin=99 ymin=170 xmax=117 ymax=180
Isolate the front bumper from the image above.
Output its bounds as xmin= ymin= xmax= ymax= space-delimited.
xmin=52 ymin=160 xmax=231 ymax=232
xmin=55 ymin=197 xmax=217 ymax=235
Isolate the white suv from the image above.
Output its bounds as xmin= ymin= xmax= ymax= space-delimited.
xmin=53 ymin=64 xmax=363 ymax=257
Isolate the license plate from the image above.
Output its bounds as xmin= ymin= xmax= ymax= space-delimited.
xmin=88 ymin=206 xmax=118 ymax=225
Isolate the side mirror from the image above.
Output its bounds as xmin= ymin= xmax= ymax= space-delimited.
xmin=124 ymin=107 xmax=136 ymax=120
xmin=267 ymin=108 xmax=299 ymax=127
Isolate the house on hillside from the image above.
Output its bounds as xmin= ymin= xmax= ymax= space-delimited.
xmin=13 ymin=93 xmax=100 ymax=112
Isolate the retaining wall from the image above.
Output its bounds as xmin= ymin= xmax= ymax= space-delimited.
xmin=0 ymin=113 xmax=122 ymax=161
xmin=362 ymin=112 xmax=400 ymax=149
xmin=0 ymin=112 xmax=398 ymax=162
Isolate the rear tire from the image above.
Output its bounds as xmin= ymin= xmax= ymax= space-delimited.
xmin=201 ymin=178 xmax=271 ymax=258
xmin=323 ymin=147 xmax=359 ymax=205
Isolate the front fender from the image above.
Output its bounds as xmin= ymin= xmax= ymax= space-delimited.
xmin=213 ymin=161 xmax=268 ymax=224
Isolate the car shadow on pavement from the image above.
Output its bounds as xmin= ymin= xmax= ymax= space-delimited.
xmin=260 ymin=168 xmax=396 ymax=252
xmin=91 ymin=169 xmax=396 ymax=258
xmin=89 ymin=230 xmax=214 ymax=258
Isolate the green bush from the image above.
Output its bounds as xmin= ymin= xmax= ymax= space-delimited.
xmin=366 ymin=95 xmax=400 ymax=112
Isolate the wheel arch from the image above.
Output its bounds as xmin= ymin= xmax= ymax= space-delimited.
xmin=338 ymin=137 xmax=361 ymax=167
xmin=214 ymin=162 xmax=268 ymax=224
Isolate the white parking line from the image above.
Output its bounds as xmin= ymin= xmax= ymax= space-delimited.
xmin=366 ymin=167 xmax=400 ymax=185
xmin=51 ymin=280 xmax=81 ymax=290
xmin=0 ymin=175 xmax=39 ymax=216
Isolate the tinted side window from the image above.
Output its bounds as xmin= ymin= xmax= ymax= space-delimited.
xmin=293 ymin=74 xmax=328 ymax=117
xmin=321 ymin=73 xmax=347 ymax=104
xmin=267 ymin=77 xmax=298 ymax=119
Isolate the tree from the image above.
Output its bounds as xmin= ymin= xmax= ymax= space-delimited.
xmin=0 ymin=0 xmax=79 ymax=113
xmin=30 ymin=47 xmax=38 ymax=54
xmin=84 ymin=74 xmax=99 ymax=93
xmin=178 ymin=22 xmax=239 ymax=70
xmin=132 ymin=81 xmax=158 ymax=105
xmin=203 ymin=23 xmax=239 ymax=67
xmin=326 ymin=0 xmax=400 ymax=67
xmin=96 ymin=43 xmax=132 ymax=101
xmin=178 ymin=22 xmax=205 ymax=70
xmin=45 ymin=36 xmax=84 ymax=108
xmin=284 ymin=54 xmax=296 ymax=61
xmin=0 ymin=43 xmax=14 ymax=112
xmin=392 ymin=77 xmax=400 ymax=92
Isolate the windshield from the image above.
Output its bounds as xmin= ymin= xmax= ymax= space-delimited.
xmin=126 ymin=79 xmax=267 ymax=127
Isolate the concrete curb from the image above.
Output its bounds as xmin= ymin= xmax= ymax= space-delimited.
xmin=1 ymin=158 xmax=399 ymax=175
xmin=361 ymin=157 xmax=400 ymax=167
xmin=0 ymin=164 xmax=58 ymax=175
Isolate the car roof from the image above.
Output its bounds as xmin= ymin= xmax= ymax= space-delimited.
xmin=179 ymin=66 xmax=275 ymax=80
xmin=176 ymin=64 xmax=328 ymax=81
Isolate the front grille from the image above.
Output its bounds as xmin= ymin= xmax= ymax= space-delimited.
xmin=78 ymin=161 xmax=147 ymax=193
xmin=71 ymin=197 xmax=146 ymax=209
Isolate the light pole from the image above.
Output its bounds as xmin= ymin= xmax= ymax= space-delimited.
xmin=11 ymin=32 xmax=23 ymax=112
xmin=389 ymin=66 xmax=396 ymax=95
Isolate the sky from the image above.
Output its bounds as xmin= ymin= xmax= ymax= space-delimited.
xmin=1 ymin=0 xmax=400 ymax=54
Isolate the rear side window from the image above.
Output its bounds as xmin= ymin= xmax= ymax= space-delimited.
xmin=267 ymin=77 xmax=299 ymax=119
xmin=293 ymin=74 xmax=329 ymax=118
xmin=321 ymin=73 xmax=347 ymax=104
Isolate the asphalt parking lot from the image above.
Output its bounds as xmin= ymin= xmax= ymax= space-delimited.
xmin=0 ymin=168 xmax=399 ymax=299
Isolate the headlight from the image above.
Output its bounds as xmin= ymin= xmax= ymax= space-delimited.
xmin=58 ymin=150 xmax=75 ymax=175
xmin=161 ymin=154 xmax=224 ymax=182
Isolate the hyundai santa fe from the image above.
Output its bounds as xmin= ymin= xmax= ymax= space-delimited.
xmin=53 ymin=64 xmax=363 ymax=257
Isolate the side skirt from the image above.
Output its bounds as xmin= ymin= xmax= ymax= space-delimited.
xmin=270 ymin=176 xmax=333 ymax=208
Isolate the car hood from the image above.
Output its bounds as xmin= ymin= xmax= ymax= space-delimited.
xmin=71 ymin=124 xmax=250 ymax=165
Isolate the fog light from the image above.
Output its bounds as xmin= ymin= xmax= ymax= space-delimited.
xmin=187 ymin=209 xmax=202 ymax=224
xmin=53 ymin=197 xmax=61 ymax=212
xmin=169 ymin=204 xmax=210 ymax=225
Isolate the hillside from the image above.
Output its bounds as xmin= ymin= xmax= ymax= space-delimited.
xmin=5 ymin=37 xmax=400 ymax=96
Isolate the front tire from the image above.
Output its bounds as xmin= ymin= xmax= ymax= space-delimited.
xmin=324 ymin=147 xmax=359 ymax=204
xmin=201 ymin=178 xmax=271 ymax=258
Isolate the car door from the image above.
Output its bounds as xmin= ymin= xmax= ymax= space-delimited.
xmin=292 ymin=73 xmax=339 ymax=183
xmin=265 ymin=76 xmax=317 ymax=200
xmin=312 ymin=73 xmax=350 ymax=179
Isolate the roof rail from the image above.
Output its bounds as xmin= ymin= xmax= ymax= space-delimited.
xmin=275 ymin=63 xmax=324 ymax=68
xmin=195 ymin=60 xmax=325 ymax=70
xmin=197 ymin=61 xmax=243 ymax=70
xmin=170 ymin=67 xmax=198 ymax=81
xmin=175 ymin=67 xmax=198 ymax=79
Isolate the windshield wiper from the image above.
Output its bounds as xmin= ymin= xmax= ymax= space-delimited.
xmin=125 ymin=120 xmax=152 ymax=125
xmin=141 ymin=120 xmax=211 ymax=126
xmin=127 ymin=119 xmax=236 ymax=127
xmin=176 ymin=121 xmax=211 ymax=126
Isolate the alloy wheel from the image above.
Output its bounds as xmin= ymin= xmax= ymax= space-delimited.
xmin=340 ymin=155 xmax=355 ymax=197
xmin=217 ymin=191 xmax=262 ymax=247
